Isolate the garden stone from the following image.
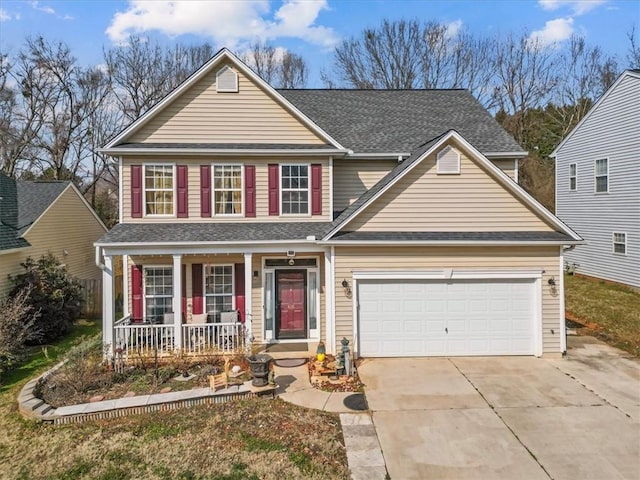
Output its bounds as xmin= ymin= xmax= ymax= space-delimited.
xmin=123 ymin=391 xmax=136 ymax=398
xmin=89 ymin=395 xmax=105 ymax=403
xmin=160 ymin=387 xmax=172 ymax=393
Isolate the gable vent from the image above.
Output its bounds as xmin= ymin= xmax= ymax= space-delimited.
xmin=216 ymin=66 xmax=238 ymax=93
xmin=437 ymin=146 xmax=461 ymax=174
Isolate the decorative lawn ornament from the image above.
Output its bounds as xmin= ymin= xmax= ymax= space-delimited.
xmin=316 ymin=341 xmax=326 ymax=362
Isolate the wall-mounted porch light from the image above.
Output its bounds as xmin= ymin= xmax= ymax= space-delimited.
xmin=341 ymin=279 xmax=352 ymax=298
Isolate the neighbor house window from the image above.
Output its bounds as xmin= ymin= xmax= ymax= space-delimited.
xmin=204 ymin=265 xmax=234 ymax=321
xmin=281 ymin=165 xmax=309 ymax=214
xmin=144 ymin=267 xmax=173 ymax=323
xmin=144 ymin=164 xmax=174 ymax=215
xmin=213 ymin=165 xmax=242 ymax=215
xmin=569 ymin=163 xmax=577 ymax=191
xmin=595 ymin=158 xmax=608 ymax=193
xmin=613 ymin=232 xmax=627 ymax=254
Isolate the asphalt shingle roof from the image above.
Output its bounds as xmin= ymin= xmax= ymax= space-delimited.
xmin=278 ymin=89 xmax=524 ymax=154
xmin=0 ymin=174 xmax=69 ymax=251
xmin=98 ymin=222 xmax=334 ymax=244
xmin=113 ymin=143 xmax=336 ymax=150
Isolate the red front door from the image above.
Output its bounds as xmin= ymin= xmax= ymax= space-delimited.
xmin=276 ymin=270 xmax=306 ymax=339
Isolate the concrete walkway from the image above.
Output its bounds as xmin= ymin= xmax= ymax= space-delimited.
xmin=273 ymin=362 xmax=388 ymax=479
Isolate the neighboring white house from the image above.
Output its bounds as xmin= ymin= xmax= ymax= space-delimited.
xmin=553 ymin=70 xmax=640 ymax=288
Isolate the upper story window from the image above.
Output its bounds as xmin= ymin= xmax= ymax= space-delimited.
xmin=569 ymin=163 xmax=577 ymax=191
xmin=613 ymin=232 xmax=627 ymax=255
xmin=281 ymin=165 xmax=309 ymax=215
xmin=594 ymin=158 xmax=608 ymax=193
xmin=144 ymin=164 xmax=174 ymax=215
xmin=213 ymin=165 xmax=243 ymax=215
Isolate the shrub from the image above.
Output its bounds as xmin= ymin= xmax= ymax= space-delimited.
xmin=0 ymin=287 xmax=42 ymax=377
xmin=9 ymin=254 xmax=84 ymax=344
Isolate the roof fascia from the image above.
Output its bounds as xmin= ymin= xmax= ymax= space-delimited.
xmin=104 ymin=49 xmax=345 ymax=151
xmin=346 ymin=152 xmax=410 ymax=160
xmin=551 ymin=70 xmax=639 ymax=157
xmin=324 ymin=130 xmax=582 ymax=241
xmin=99 ymin=147 xmax=349 ymax=156
xmin=485 ymin=151 xmax=528 ymax=158
xmin=323 ymin=239 xmax=582 ymax=246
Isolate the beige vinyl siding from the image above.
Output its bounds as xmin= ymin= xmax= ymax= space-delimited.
xmin=0 ymin=251 xmax=24 ymax=296
xmin=333 ymin=160 xmax=397 ymax=212
xmin=333 ymin=246 xmax=562 ymax=355
xmin=490 ymin=158 xmax=517 ymax=181
xmin=129 ymin=62 xmax=324 ymax=144
xmin=121 ymin=156 xmax=331 ymax=222
xmin=345 ymin=149 xmax=553 ymax=232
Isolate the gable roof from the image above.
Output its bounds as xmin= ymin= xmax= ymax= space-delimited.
xmin=1 ymin=175 xmax=106 ymax=252
xmin=324 ymin=130 xmax=582 ymax=242
xmin=279 ymin=89 xmax=526 ymax=156
xmin=16 ymin=181 xmax=70 ymax=235
xmin=551 ymin=70 xmax=640 ymax=157
xmin=103 ymin=48 xmax=345 ymax=152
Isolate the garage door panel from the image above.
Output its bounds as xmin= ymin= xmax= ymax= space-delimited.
xmin=358 ymin=278 xmax=535 ymax=357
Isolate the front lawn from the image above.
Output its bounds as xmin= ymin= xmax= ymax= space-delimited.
xmin=0 ymin=321 xmax=350 ymax=480
xmin=565 ymin=274 xmax=640 ymax=356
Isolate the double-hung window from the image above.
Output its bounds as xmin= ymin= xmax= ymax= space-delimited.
xmin=204 ymin=265 xmax=234 ymax=321
xmin=213 ymin=165 xmax=243 ymax=215
xmin=595 ymin=159 xmax=608 ymax=193
xmin=613 ymin=232 xmax=627 ymax=254
xmin=569 ymin=163 xmax=577 ymax=191
xmin=144 ymin=267 xmax=173 ymax=323
xmin=144 ymin=165 xmax=174 ymax=215
xmin=281 ymin=165 xmax=309 ymax=215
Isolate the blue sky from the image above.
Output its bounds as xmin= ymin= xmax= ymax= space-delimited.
xmin=1 ymin=0 xmax=638 ymax=85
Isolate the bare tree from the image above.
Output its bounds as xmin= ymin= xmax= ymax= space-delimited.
xmin=243 ymin=41 xmax=308 ymax=88
xmin=492 ymin=33 xmax=559 ymax=144
xmin=627 ymin=25 xmax=640 ymax=69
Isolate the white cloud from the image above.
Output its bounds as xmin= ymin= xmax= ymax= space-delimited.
xmin=0 ymin=8 xmax=11 ymax=21
xmin=538 ymin=0 xmax=606 ymax=15
xmin=530 ymin=17 xmax=574 ymax=46
xmin=30 ymin=1 xmax=55 ymax=15
xmin=106 ymin=0 xmax=338 ymax=49
xmin=445 ymin=19 xmax=463 ymax=39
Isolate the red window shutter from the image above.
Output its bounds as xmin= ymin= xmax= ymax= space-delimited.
xmin=268 ymin=164 xmax=279 ymax=215
xmin=311 ymin=164 xmax=322 ymax=215
xmin=234 ymin=263 xmax=245 ymax=323
xmin=131 ymin=165 xmax=142 ymax=218
xmin=245 ymin=165 xmax=256 ymax=217
xmin=200 ymin=165 xmax=211 ymax=217
xmin=192 ymin=264 xmax=203 ymax=315
xmin=177 ymin=165 xmax=188 ymax=218
xmin=181 ymin=264 xmax=187 ymax=322
xmin=131 ymin=265 xmax=143 ymax=322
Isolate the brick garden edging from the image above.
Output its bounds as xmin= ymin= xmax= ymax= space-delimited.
xmin=18 ymin=363 xmax=275 ymax=424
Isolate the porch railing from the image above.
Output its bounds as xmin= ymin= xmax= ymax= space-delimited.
xmin=182 ymin=323 xmax=245 ymax=355
xmin=112 ymin=318 xmax=245 ymax=360
xmin=113 ymin=319 xmax=176 ymax=359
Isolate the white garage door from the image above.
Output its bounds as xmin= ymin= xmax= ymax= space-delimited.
xmin=358 ymin=278 xmax=536 ymax=357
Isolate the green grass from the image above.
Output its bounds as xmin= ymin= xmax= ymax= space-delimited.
xmin=0 ymin=318 xmax=101 ymax=393
xmin=0 ymin=319 xmax=349 ymax=480
xmin=565 ymin=274 xmax=640 ymax=356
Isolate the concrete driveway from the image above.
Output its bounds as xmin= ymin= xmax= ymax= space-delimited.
xmin=358 ymin=336 xmax=640 ymax=480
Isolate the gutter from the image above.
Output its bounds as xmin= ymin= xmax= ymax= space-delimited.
xmin=98 ymin=147 xmax=350 ymax=157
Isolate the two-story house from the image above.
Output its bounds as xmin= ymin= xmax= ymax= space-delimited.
xmin=96 ymin=48 xmax=581 ymax=361
xmin=553 ymin=70 xmax=640 ymax=288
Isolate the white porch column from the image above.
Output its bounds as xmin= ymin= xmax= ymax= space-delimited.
xmin=122 ymin=254 xmax=129 ymax=317
xmin=244 ymin=253 xmax=253 ymax=344
xmin=102 ymin=254 xmax=114 ymax=359
xmin=172 ymin=254 xmax=183 ymax=351
xmin=325 ymin=248 xmax=335 ymax=355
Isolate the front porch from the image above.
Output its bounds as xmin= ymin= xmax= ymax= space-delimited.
xmin=100 ymin=248 xmax=333 ymax=361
